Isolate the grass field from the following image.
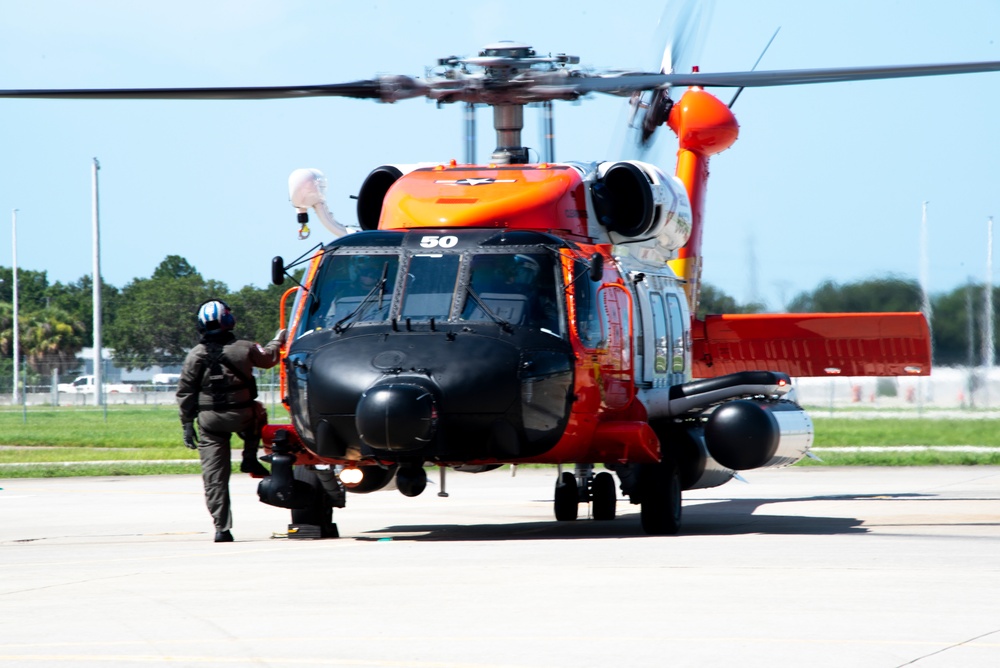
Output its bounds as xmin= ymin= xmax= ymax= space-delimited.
xmin=0 ymin=405 xmax=998 ymax=477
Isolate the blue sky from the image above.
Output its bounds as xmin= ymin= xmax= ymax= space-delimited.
xmin=2 ymin=0 xmax=999 ymax=310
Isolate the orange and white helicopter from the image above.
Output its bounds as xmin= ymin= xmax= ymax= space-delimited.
xmin=6 ymin=41 xmax=999 ymax=535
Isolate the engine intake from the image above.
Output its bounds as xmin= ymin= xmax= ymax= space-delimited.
xmin=591 ymin=160 xmax=692 ymax=249
xmin=356 ymin=165 xmax=404 ymax=230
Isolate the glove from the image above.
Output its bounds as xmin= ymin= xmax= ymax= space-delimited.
xmin=274 ymin=328 xmax=288 ymax=346
xmin=183 ymin=422 xmax=198 ymax=450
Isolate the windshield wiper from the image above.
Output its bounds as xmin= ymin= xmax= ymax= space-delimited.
xmin=333 ymin=261 xmax=390 ymax=333
xmin=332 ymin=280 xmax=384 ymax=333
xmin=465 ymin=285 xmax=513 ymax=333
xmin=376 ymin=261 xmax=389 ymax=309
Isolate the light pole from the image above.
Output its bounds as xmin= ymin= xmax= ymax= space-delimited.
xmin=919 ymin=202 xmax=932 ymax=352
xmin=11 ymin=209 xmax=19 ymax=404
xmin=92 ymin=158 xmax=103 ymax=406
xmin=983 ymin=216 xmax=994 ymax=407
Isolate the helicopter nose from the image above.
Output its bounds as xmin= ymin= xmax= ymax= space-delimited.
xmin=356 ymin=382 xmax=437 ymax=451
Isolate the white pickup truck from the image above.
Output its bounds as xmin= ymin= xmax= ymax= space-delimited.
xmin=57 ymin=375 xmax=137 ymax=394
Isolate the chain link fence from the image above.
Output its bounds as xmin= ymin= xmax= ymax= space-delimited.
xmin=3 ymin=354 xmax=996 ymax=413
xmin=0 ymin=355 xmax=282 ymax=410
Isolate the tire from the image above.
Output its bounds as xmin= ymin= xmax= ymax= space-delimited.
xmin=554 ymin=471 xmax=579 ymax=521
xmin=639 ymin=462 xmax=682 ymax=535
xmin=591 ymin=471 xmax=617 ymax=521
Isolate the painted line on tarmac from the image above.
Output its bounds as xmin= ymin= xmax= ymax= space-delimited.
xmin=0 ymin=460 xmax=199 ymax=467
xmin=0 ymin=654 xmax=528 ymax=667
xmin=812 ymin=445 xmax=999 ymax=452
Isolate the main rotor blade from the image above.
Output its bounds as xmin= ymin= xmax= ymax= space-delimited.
xmin=575 ymin=59 xmax=1000 ymax=94
xmin=0 ymin=79 xmax=395 ymax=101
xmin=4 ymin=59 xmax=1000 ymax=105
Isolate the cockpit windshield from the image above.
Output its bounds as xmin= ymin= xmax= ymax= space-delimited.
xmin=400 ymin=254 xmax=460 ymax=320
xmin=303 ymin=253 xmax=399 ymax=331
xmin=460 ymin=253 xmax=561 ymax=334
xmin=299 ymin=248 xmax=563 ymax=336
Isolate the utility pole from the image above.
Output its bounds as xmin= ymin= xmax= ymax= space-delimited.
xmin=919 ymin=202 xmax=932 ymax=405
xmin=92 ymin=158 xmax=103 ymax=406
xmin=11 ymin=209 xmax=19 ymax=404
xmin=919 ymin=203 xmax=933 ymax=356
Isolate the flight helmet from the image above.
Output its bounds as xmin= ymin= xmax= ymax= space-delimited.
xmin=197 ymin=300 xmax=235 ymax=334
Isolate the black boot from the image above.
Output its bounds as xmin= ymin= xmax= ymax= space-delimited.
xmin=240 ymin=450 xmax=270 ymax=477
xmin=214 ymin=530 xmax=233 ymax=542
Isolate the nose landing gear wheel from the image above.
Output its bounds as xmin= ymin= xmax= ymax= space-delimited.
xmin=289 ymin=465 xmax=340 ymax=538
xmin=591 ymin=471 xmax=617 ymax=521
xmin=554 ymin=471 xmax=579 ymax=521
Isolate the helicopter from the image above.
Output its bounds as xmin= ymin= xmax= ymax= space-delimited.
xmin=255 ymin=41 xmax=986 ymax=537
xmin=4 ymin=39 xmax=999 ymax=537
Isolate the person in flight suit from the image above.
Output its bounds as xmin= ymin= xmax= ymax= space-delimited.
xmin=176 ymin=299 xmax=286 ymax=542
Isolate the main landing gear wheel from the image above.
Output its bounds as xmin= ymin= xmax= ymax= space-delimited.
xmin=591 ymin=471 xmax=617 ymax=521
xmin=554 ymin=471 xmax=579 ymax=521
xmin=290 ymin=465 xmax=339 ymax=538
xmin=639 ymin=462 xmax=681 ymax=535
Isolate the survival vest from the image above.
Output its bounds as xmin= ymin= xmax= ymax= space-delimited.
xmin=199 ymin=342 xmax=258 ymax=411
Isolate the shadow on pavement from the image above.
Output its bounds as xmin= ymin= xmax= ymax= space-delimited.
xmin=352 ymin=492 xmax=941 ymax=541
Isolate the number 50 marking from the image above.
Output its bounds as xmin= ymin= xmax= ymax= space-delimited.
xmin=419 ymin=235 xmax=458 ymax=248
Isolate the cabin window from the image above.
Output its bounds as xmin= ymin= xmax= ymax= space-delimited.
xmin=400 ymin=254 xmax=460 ymax=320
xmin=460 ymin=253 xmax=561 ymax=334
xmin=649 ymin=292 xmax=668 ymax=374
xmin=303 ymin=253 xmax=399 ymax=330
xmin=666 ymin=293 xmax=686 ymax=373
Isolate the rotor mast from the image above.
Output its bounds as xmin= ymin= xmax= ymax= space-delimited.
xmin=478 ymin=42 xmax=531 ymax=164
xmin=491 ymin=103 xmax=527 ymax=164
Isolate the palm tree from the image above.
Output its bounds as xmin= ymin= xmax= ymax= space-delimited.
xmin=0 ymin=302 xmax=13 ymax=357
xmin=18 ymin=307 xmax=87 ymax=378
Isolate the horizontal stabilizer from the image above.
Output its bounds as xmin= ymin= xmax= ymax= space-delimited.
xmin=692 ymin=312 xmax=931 ymax=378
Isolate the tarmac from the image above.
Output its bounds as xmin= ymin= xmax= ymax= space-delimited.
xmin=1 ymin=466 xmax=998 ymax=667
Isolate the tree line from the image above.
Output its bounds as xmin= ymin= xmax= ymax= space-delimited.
xmin=698 ymin=276 xmax=994 ymax=367
xmin=0 ymin=255 xmax=290 ymax=388
xmin=0 ymin=258 xmax=992 ymax=390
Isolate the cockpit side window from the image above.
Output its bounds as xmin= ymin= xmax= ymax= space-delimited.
xmin=574 ymin=276 xmax=605 ymax=349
